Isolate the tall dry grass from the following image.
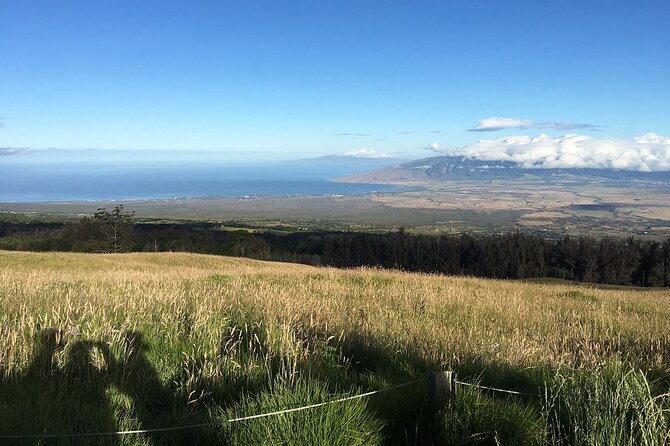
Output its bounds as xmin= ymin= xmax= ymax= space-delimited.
xmin=0 ymin=250 xmax=669 ymax=444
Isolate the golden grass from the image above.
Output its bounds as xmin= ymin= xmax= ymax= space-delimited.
xmin=2 ymin=249 xmax=669 ymax=376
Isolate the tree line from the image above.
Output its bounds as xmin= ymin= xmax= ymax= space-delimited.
xmin=2 ymin=206 xmax=669 ymax=287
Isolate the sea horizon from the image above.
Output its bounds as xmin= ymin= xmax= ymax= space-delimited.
xmin=0 ymin=151 xmax=404 ymax=203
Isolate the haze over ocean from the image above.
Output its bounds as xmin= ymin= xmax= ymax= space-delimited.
xmin=0 ymin=151 xmax=401 ymax=202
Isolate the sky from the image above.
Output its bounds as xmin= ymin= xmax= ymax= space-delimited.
xmin=1 ymin=1 xmax=669 ymax=163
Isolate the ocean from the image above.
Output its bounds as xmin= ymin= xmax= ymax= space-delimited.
xmin=0 ymin=150 xmax=403 ymax=202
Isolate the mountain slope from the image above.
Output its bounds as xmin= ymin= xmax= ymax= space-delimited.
xmin=337 ymin=155 xmax=670 ymax=184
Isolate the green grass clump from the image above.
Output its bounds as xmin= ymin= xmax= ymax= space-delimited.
xmin=557 ymin=290 xmax=598 ymax=303
xmin=440 ymin=384 xmax=546 ymax=445
xmin=214 ymin=380 xmax=383 ymax=445
xmin=206 ymin=273 xmax=232 ymax=285
xmin=544 ymin=362 xmax=670 ymax=445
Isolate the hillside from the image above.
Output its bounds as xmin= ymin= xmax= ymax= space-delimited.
xmin=1 ymin=251 xmax=669 ymax=444
xmin=338 ymin=155 xmax=670 ymax=185
xmin=338 ymin=156 xmax=521 ymax=183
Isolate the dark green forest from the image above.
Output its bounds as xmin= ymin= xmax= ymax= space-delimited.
xmin=2 ymin=207 xmax=670 ymax=287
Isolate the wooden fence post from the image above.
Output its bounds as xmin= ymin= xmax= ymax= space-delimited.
xmin=427 ymin=371 xmax=457 ymax=408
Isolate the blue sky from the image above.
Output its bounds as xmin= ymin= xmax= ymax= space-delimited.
xmin=1 ymin=0 xmax=669 ymax=160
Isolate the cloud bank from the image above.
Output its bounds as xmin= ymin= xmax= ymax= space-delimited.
xmin=444 ymin=133 xmax=670 ymax=172
xmin=469 ymin=117 xmax=601 ymax=132
xmin=343 ymin=149 xmax=393 ymax=159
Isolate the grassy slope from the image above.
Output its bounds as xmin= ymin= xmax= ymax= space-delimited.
xmin=1 ymin=251 xmax=669 ymax=445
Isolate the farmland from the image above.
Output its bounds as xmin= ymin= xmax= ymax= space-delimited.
xmin=4 ymin=169 xmax=670 ymax=239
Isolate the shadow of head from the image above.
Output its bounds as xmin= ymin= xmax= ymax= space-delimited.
xmin=124 ymin=330 xmax=149 ymax=356
xmin=27 ymin=327 xmax=65 ymax=376
xmin=34 ymin=327 xmax=65 ymax=351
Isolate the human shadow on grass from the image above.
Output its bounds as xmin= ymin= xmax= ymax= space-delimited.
xmin=0 ymin=329 xmax=212 ymax=446
xmin=0 ymin=328 xmax=120 ymax=445
xmin=0 ymin=323 xmax=551 ymax=446
xmin=0 ymin=320 xmax=350 ymax=445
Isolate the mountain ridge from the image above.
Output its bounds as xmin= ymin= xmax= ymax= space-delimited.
xmin=336 ymin=155 xmax=670 ymax=184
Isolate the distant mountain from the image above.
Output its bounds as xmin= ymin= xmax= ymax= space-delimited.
xmin=289 ymin=155 xmax=407 ymax=178
xmin=337 ymin=155 xmax=670 ymax=184
xmin=295 ymin=154 xmax=405 ymax=167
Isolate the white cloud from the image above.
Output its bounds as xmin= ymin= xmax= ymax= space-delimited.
xmin=469 ymin=116 xmax=600 ymax=132
xmin=424 ymin=142 xmax=441 ymax=152
xmin=342 ymin=149 xmax=393 ymax=159
xmin=443 ymin=133 xmax=670 ymax=172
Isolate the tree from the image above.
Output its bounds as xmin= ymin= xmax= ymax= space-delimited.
xmin=93 ymin=205 xmax=136 ymax=253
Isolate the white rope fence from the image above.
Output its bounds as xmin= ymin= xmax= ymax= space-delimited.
xmin=454 ymin=379 xmax=537 ymax=397
xmin=0 ymin=379 xmax=421 ymax=439
xmin=0 ymin=372 xmax=540 ymax=439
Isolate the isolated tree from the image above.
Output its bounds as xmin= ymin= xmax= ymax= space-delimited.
xmin=93 ymin=205 xmax=136 ymax=253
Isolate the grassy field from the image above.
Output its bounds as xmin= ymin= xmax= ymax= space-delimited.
xmin=1 ymin=251 xmax=669 ymax=445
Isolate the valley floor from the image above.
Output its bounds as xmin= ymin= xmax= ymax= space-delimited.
xmin=4 ymin=172 xmax=670 ymax=238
